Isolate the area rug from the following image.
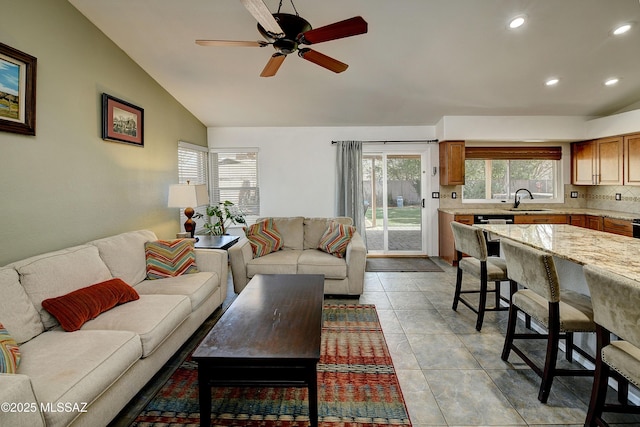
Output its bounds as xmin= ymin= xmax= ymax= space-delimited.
xmin=132 ymin=304 xmax=411 ymax=426
xmin=366 ymin=257 xmax=443 ymax=272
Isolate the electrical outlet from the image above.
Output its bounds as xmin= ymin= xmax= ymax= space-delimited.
xmin=431 ymin=192 xmax=440 ymax=199
xmin=615 ymin=193 xmax=622 ymax=201
xmin=570 ymin=191 xmax=578 ymax=198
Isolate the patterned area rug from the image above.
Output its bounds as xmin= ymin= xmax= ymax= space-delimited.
xmin=132 ymin=305 xmax=411 ymax=426
xmin=366 ymin=257 xmax=443 ymax=272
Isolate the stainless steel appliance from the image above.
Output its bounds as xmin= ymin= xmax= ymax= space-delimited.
xmin=473 ymin=214 xmax=514 ymax=256
xmin=632 ymin=219 xmax=640 ymax=238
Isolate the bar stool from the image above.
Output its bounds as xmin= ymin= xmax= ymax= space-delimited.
xmin=500 ymin=238 xmax=595 ymax=403
xmin=583 ymin=265 xmax=640 ymax=426
xmin=450 ymin=221 xmax=516 ymax=331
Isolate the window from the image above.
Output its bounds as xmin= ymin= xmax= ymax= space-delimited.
xmin=177 ymin=141 xmax=210 ymax=232
xmin=210 ymin=149 xmax=260 ymax=218
xmin=462 ymin=146 xmax=562 ymax=202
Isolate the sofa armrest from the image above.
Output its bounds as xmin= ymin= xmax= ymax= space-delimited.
xmin=228 ymin=238 xmax=253 ymax=294
xmin=0 ymin=374 xmax=45 ymax=427
xmin=194 ymin=248 xmax=228 ymax=302
xmin=345 ymin=232 xmax=367 ymax=295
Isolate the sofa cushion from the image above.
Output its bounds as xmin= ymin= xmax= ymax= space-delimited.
xmin=90 ymin=230 xmax=157 ymax=286
xmin=145 ymin=239 xmax=199 ymax=279
xmin=304 ymin=217 xmax=353 ymax=249
xmin=246 ymin=250 xmax=300 ymax=277
xmin=317 ymin=221 xmax=356 ymax=258
xmin=267 ymin=217 xmax=304 ymax=250
xmin=245 ymin=218 xmax=284 ymax=258
xmin=298 ymin=249 xmax=348 ymax=279
xmin=0 ymin=324 xmax=21 ymax=373
xmin=12 ymin=245 xmax=113 ymax=329
xmin=18 ymin=329 xmax=141 ymax=427
xmin=134 ymin=271 xmax=218 ymax=311
xmin=0 ymin=267 xmax=43 ymax=344
xmin=41 ymin=278 xmax=140 ymax=332
xmin=80 ymin=294 xmax=191 ymax=357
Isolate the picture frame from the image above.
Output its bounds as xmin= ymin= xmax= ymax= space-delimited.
xmin=101 ymin=93 xmax=144 ymax=147
xmin=0 ymin=42 xmax=37 ymax=136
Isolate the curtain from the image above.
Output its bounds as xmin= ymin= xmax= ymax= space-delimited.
xmin=335 ymin=141 xmax=367 ymax=244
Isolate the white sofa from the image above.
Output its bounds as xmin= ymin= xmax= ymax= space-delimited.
xmin=228 ymin=217 xmax=366 ymax=295
xmin=0 ymin=230 xmax=228 ymax=427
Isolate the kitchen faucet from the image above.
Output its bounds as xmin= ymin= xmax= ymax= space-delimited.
xmin=513 ymin=188 xmax=534 ymax=209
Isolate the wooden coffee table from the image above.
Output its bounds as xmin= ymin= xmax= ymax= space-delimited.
xmin=193 ymin=274 xmax=325 ymax=427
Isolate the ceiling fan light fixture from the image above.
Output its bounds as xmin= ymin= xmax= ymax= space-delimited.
xmin=604 ymin=77 xmax=620 ymax=86
xmin=509 ymin=15 xmax=526 ymax=29
xmin=545 ymin=78 xmax=560 ymax=86
xmin=612 ymin=23 xmax=632 ymax=35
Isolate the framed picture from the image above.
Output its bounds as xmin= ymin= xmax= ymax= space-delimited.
xmin=0 ymin=42 xmax=37 ymax=136
xmin=101 ymin=93 xmax=144 ymax=146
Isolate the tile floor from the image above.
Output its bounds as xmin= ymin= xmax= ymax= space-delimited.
xmin=328 ymin=257 xmax=640 ymax=427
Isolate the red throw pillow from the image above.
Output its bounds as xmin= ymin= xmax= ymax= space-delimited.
xmin=41 ymin=278 xmax=139 ymax=332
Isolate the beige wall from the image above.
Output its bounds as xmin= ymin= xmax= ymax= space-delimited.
xmin=0 ymin=0 xmax=207 ymax=265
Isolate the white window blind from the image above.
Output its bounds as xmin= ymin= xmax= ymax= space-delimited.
xmin=210 ymin=149 xmax=260 ymax=218
xmin=177 ymin=141 xmax=209 ymax=233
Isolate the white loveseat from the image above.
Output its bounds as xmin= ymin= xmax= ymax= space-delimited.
xmin=0 ymin=230 xmax=228 ymax=427
xmin=228 ymin=217 xmax=366 ymax=295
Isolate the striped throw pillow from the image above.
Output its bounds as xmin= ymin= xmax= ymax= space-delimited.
xmin=318 ymin=221 xmax=356 ymax=258
xmin=245 ymin=218 xmax=284 ymax=258
xmin=145 ymin=239 xmax=198 ymax=279
xmin=0 ymin=324 xmax=21 ymax=373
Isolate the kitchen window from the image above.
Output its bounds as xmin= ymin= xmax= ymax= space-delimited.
xmin=462 ymin=146 xmax=562 ymax=202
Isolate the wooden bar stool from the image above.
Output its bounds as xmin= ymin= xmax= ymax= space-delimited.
xmin=583 ymin=265 xmax=640 ymax=426
xmin=450 ymin=221 xmax=516 ymax=331
xmin=500 ymin=238 xmax=596 ymax=403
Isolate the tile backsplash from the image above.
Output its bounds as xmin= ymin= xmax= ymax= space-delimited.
xmin=439 ymin=184 xmax=640 ymax=215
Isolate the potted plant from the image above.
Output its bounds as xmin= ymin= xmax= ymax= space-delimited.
xmin=200 ymin=201 xmax=246 ymax=235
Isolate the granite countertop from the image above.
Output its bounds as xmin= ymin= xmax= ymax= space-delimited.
xmin=476 ymin=223 xmax=640 ymax=283
xmin=438 ymin=207 xmax=639 ymax=221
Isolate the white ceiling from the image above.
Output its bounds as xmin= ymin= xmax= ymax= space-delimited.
xmin=68 ymin=0 xmax=640 ymax=128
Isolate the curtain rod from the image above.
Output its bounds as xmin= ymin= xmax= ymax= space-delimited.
xmin=331 ymin=139 xmax=439 ymax=144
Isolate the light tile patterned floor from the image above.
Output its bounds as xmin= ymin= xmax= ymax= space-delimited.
xmin=329 ymin=257 xmax=640 ymax=427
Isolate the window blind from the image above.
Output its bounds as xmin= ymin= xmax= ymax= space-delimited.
xmin=177 ymin=141 xmax=209 ymax=232
xmin=210 ymin=149 xmax=260 ymax=217
xmin=465 ymin=146 xmax=562 ymax=160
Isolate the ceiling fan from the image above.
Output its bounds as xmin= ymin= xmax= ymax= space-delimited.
xmin=196 ymin=0 xmax=368 ymax=77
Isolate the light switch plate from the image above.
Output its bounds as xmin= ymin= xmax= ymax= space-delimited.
xmin=570 ymin=191 xmax=578 ymax=198
xmin=615 ymin=193 xmax=622 ymax=201
xmin=432 ymin=192 xmax=440 ymax=199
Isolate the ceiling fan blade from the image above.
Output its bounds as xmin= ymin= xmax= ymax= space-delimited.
xmin=260 ymin=53 xmax=286 ymax=77
xmin=298 ymin=48 xmax=348 ymax=73
xmin=298 ymin=16 xmax=368 ymax=45
xmin=239 ymin=0 xmax=284 ymax=38
xmin=196 ymin=40 xmax=268 ymax=47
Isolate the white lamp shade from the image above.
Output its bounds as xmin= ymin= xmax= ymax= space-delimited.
xmin=168 ymin=184 xmax=209 ymax=208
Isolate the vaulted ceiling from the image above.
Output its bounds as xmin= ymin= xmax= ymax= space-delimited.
xmin=69 ymin=0 xmax=640 ymax=128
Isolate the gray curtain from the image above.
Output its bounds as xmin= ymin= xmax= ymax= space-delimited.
xmin=335 ymin=141 xmax=367 ymax=244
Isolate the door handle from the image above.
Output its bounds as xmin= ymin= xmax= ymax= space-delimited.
xmin=422 ymin=198 xmax=425 ymax=208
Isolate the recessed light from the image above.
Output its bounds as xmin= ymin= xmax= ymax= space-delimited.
xmin=545 ymin=78 xmax=559 ymax=86
xmin=604 ymin=77 xmax=620 ymax=86
xmin=509 ymin=15 xmax=526 ymax=29
xmin=613 ymin=23 xmax=632 ymax=35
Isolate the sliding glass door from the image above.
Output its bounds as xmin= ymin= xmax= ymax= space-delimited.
xmin=363 ymin=153 xmax=424 ymax=254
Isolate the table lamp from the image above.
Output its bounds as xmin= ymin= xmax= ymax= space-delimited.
xmin=168 ymin=181 xmax=209 ymax=238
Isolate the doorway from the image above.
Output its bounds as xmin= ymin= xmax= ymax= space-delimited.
xmin=363 ymin=153 xmax=425 ymax=255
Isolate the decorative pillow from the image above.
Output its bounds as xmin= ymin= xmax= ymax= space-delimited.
xmin=145 ymin=239 xmax=198 ymax=279
xmin=245 ymin=218 xmax=284 ymax=258
xmin=318 ymin=221 xmax=356 ymax=258
xmin=41 ymin=278 xmax=140 ymax=332
xmin=0 ymin=324 xmax=21 ymax=373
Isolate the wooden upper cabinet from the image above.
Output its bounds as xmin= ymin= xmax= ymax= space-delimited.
xmin=571 ymin=137 xmax=623 ymax=185
xmin=439 ymin=141 xmax=465 ymax=185
xmin=624 ymin=133 xmax=640 ymax=186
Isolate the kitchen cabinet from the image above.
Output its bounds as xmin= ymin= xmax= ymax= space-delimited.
xmin=513 ymin=214 xmax=567 ymax=224
xmin=624 ymin=133 xmax=640 ymax=186
xmin=569 ymin=215 xmax=586 ymax=228
xmin=603 ymin=217 xmax=633 ymax=237
xmin=439 ymin=141 xmax=465 ymax=185
xmin=571 ymin=137 xmax=623 ymax=185
xmin=438 ymin=211 xmax=472 ymax=265
xmin=586 ymin=215 xmax=603 ymax=231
